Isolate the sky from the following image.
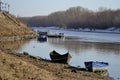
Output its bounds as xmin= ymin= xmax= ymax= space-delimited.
xmin=3 ymin=0 xmax=120 ymax=17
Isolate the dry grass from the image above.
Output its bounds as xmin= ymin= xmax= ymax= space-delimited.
xmin=0 ymin=51 xmax=57 ymax=80
xmin=0 ymin=12 xmax=35 ymax=37
xmin=0 ymin=50 xmax=112 ymax=80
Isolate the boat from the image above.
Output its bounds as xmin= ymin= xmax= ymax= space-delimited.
xmin=38 ymin=31 xmax=47 ymax=36
xmin=47 ymin=33 xmax=64 ymax=38
xmin=37 ymin=35 xmax=47 ymax=42
xmin=38 ymin=31 xmax=64 ymax=38
xmin=84 ymin=61 xmax=109 ymax=76
xmin=49 ymin=50 xmax=72 ymax=63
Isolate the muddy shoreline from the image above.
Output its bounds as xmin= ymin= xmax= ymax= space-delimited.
xmin=0 ymin=49 xmax=112 ymax=80
xmin=0 ymin=33 xmax=112 ymax=80
xmin=0 ymin=33 xmax=38 ymax=42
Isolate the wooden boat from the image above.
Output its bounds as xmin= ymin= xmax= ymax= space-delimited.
xmin=49 ymin=50 xmax=72 ymax=63
xmin=84 ymin=61 xmax=109 ymax=76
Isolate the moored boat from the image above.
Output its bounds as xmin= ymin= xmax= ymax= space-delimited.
xmin=38 ymin=35 xmax=47 ymax=42
xmin=84 ymin=61 xmax=109 ymax=76
xmin=49 ymin=50 xmax=72 ymax=63
xmin=47 ymin=33 xmax=64 ymax=38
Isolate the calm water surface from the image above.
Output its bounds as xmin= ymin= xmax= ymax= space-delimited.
xmin=15 ymin=27 xmax=120 ymax=80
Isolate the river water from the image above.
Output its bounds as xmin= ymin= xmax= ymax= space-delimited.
xmin=15 ymin=27 xmax=120 ymax=80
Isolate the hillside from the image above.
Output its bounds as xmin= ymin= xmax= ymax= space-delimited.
xmin=0 ymin=12 xmax=37 ymax=38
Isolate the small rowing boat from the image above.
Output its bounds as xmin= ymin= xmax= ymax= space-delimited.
xmin=49 ymin=50 xmax=72 ymax=64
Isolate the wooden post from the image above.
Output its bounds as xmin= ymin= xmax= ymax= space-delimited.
xmin=8 ymin=4 xmax=10 ymax=13
xmin=0 ymin=0 xmax=3 ymax=12
xmin=0 ymin=0 xmax=10 ymax=13
xmin=0 ymin=0 xmax=2 ymax=11
xmin=5 ymin=3 xmax=7 ymax=12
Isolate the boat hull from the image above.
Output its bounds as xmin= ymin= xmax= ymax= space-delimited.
xmin=50 ymin=50 xmax=71 ymax=64
xmin=47 ymin=35 xmax=63 ymax=38
xmin=38 ymin=35 xmax=47 ymax=42
xmin=84 ymin=61 xmax=109 ymax=76
xmin=47 ymin=33 xmax=64 ymax=38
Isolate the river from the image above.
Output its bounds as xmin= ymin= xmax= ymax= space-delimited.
xmin=14 ymin=27 xmax=120 ymax=80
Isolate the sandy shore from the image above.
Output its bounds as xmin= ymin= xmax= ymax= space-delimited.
xmin=0 ymin=50 xmax=112 ymax=80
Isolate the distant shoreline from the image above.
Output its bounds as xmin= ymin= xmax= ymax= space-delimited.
xmin=31 ymin=26 xmax=120 ymax=34
xmin=67 ymin=29 xmax=120 ymax=34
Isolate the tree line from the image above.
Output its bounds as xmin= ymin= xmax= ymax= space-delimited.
xmin=20 ymin=6 xmax=120 ymax=29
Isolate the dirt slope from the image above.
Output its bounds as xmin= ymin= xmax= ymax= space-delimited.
xmin=0 ymin=51 xmax=57 ymax=80
xmin=0 ymin=50 xmax=112 ymax=80
xmin=0 ymin=12 xmax=36 ymax=37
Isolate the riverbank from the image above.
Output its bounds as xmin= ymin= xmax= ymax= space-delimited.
xmin=0 ymin=49 xmax=112 ymax=80
xmin=0 ymin=34 xmax=38 ymax=42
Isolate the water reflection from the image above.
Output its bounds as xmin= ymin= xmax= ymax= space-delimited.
xmin=94 ymin=43 xmax=120 ymax=55
xmin=0 ymin=40 xmax=31 ymax=51
xmin=47 ymin=37 xmax=120 ymax=55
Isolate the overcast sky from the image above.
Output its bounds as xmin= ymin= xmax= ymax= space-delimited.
xmin=3 ymin=0 xmax=120 ymax=17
